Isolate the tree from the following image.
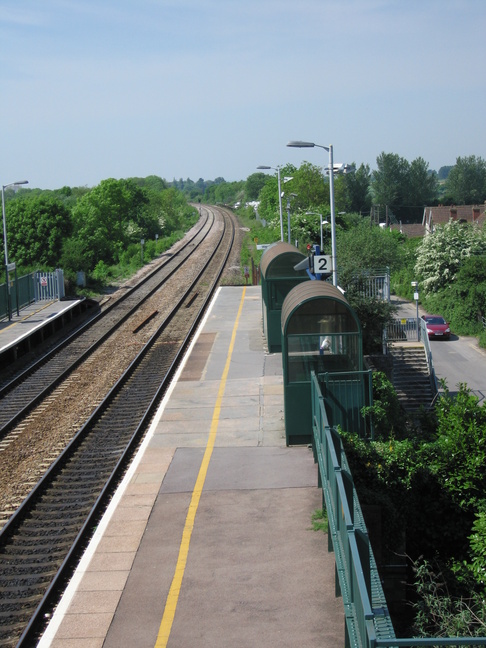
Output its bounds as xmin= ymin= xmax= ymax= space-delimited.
xmin=442 ymin=256 xmax=486 ymax=333
xmin=336 ymin=218 xmax=405 ymax=276
xmin=256 ymin=161 xmax=330 ymax=241
xmin=371 ymin=153 xmax=439 ymax=221
xmin=70 ymin=178 xmax=149 ymax=270
xmin=438 ymin=166 xmax=453 ymax=181
xmin=446 ymin=155 xmax=486 ymax=205
xmin=414 ymin=220 xmax=486 ymax=294
xmin=289 ymin=161 xmax=329 ymax=211
xmin=335 ymin=163 xmax=372 ymax=214
xmin=406 ymin=157 xmax=438 ymax=213
xmin=245 ymin=172 xmax=267 ymax=201
xmin=371 ymin=152 xmax=409 ymax=214
xmin=256 ymin=164 xmax=296 ymax=228
xmin=4 ymin=195 xmax=72 ymax=269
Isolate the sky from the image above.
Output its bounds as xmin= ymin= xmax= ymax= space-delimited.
xmin=0 ymin=0 xmax=485 ymax=190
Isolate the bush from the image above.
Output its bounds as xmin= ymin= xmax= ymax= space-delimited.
xmin=361 ymin=371 xmax=408 ymax=440
xmin=411 ymin=557 xmax=486 ymax=637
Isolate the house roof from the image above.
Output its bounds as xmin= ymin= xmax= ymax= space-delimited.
xmin=423 ymin=204 xmax=485 ymax=229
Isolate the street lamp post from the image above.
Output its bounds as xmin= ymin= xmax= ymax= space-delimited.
xmin=2 ymin=180 xmax=29 ymax=320
xmin=286 ymin=193 xmax=298 ymax=245
xmin=257 ymin=165 xmax=284 ymax=242
xmin=287 ymin=141 xmax=340 ymax=286
xmin=411 ymin=281 xmax=420 ymax=341
xmin=305 ymin=211 xmax=329 ymax=252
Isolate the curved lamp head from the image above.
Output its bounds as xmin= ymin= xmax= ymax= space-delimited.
xmin=287 ymin=141 xmax=330 ymax=152
xmin=287 ymin=141 xmax=315 ymax=148
xmin=3 ymin=180 xmax=29 ymax=190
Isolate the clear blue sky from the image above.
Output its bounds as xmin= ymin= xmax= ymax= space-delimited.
xmin=1 ymin=0 xmax=485 ymax=190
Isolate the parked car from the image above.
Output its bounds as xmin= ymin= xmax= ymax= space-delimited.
xmin=421 ymin=314 xmax=451 ymax=340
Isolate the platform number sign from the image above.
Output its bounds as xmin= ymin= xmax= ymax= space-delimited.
xmin=313 ymin=255 xmax=332 ymax=275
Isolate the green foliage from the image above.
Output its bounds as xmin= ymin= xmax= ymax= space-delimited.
xmin=479 ymin=327 xmax=486 ymax=349
xmin=343 ymin=380 xmax=486 ymax=636
xmin=70 ymin=178 xmax=149 ymax=269
xmin=411 ymin=557 xmax=486 ymax=638
xmin=337 ymin=218 xmax=405 ymax=275
xmin=203 ymin=179 xmax=245 ymax=205
xmin=361 ymin=372 xmax=407 ymax=439
xmin=433 ymin=383 xmax=486 ymax=511
xmin=446 ymin=155 xmax=486 ymax=205
xmin=339 ymin=430 xmax=409 ymax=557
xmin=414 ymin=220 xmax=486 ymax=295
xmin=245 ymin=172 xmax=267 ymax=201
xmin=468 ymin=512 xmax=486 ymax=590
xmin=371 ymin=152 xmax=438 ymax=221
xmin=390 ymin=237 xmax=422 ymax=298
xmin=334 ymin=162 xmax=372 ymax=214
xmin=346 ymin=291 xmax=397 ymax=354
xmin=422 ymin=256 xmax=486 ymax=336
xmin=2 ymin=176 xmax=197 ymax=294
xmin=256 ymin=162 xmax=329 ymax=238
xmin=310 ymin=508 xmax=328 ymax=533
xmin=438 ymin=165 xmax=453 ymax=181
xmin=371 ymin=152 xmax=409 ymax=207
xmin=4 ymin=194 xmax=72 ymax=268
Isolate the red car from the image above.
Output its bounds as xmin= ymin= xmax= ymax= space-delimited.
xmin=421 ymin=314 xmax=451 ymax=340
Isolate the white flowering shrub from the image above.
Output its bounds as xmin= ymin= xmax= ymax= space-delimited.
xmin=414 ymin=221 xmax=486 ymax=294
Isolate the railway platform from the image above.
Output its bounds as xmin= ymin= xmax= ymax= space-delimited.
xmin=0 ymin=298 xmax=95 ymax=365
xmin=37 ymin=285 xmax=343 ymax=648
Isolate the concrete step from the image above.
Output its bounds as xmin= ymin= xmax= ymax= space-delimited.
xmin=389 ymin=344 xmax=435 ymax=411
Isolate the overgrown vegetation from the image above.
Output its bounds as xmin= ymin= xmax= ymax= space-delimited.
xmin=2 ymin=177 xmax=198 ymax=295
xmin=342 ymin=376 xmax=486 ymax=637
xmin=310 ymin=508 xmax=328 ymax=534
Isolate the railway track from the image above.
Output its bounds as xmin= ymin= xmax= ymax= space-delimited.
xmin=0 ymin=205 xmax=238 ymax=647
xmin=0 ymin=208 xmax=214 ymax=436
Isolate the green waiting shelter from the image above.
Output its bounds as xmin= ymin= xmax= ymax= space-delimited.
xmin=281 ymin=281 xmax=368 ymax=445
xmin=260 ymin=242 xmax=309 ymax=353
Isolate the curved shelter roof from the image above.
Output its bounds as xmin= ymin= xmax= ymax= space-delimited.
xmin=260 ymin=242 xmax=307 ymax=279
xmin=281 ymin=281 xmax=361 ymax=335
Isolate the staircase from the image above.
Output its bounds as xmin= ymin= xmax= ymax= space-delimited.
xmin=389 ymin=344 xmax=437 ymax=412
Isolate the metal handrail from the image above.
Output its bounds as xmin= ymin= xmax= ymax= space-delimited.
xmin=310 ymin=370 xmax=486 ymax=647
xmin=419 ymin=318 xmax=438 ymax=395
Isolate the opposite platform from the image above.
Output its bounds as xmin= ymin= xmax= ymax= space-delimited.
xmin=38 ymin=285 xmax=343 ymax=648
xmin=0 ymin=298 xmax=85 ymax=362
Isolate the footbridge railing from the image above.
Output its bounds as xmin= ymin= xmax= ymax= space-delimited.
xmin=310 ymin=370 xmax=486 ymax=647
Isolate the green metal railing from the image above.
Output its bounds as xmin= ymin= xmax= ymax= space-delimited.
xmin=310 ymin=370 xmax=486 ymax=647
xmin=1 ymin=271 xmax=36 ymax=320
xmin=318 ymin=369 xmax=374 ymax=439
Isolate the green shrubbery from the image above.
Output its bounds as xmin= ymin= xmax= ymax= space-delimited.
xmin=344 ymin=375 xmax=486 ymax=636
xmin=2 ymin=177 xmax=198 ymax=295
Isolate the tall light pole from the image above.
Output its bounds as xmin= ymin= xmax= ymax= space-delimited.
xmin=257 ymin=165 xmax=284 ymax=242
xmin=286 ymin=193 xmax=298 ymax=245
xmin=305 ymin=211 xmax=329 ymax=252
xmin=287 ymin=141 xmax=339 ymax=286
xmin=2 ymin=180 xmax=29 ymax=319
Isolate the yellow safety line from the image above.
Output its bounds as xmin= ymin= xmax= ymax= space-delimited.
xmin=154 ymin=287 xmax=247 ymax=648
xmin=0 ymin=300 xmax=56 ymax=331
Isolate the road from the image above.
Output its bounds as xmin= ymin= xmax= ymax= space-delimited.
xmin=392 ymin=297 xmax=486 ymax=404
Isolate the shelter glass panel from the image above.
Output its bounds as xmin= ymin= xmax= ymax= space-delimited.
xmin=287 ymin=333 xmax=360 ymax=383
